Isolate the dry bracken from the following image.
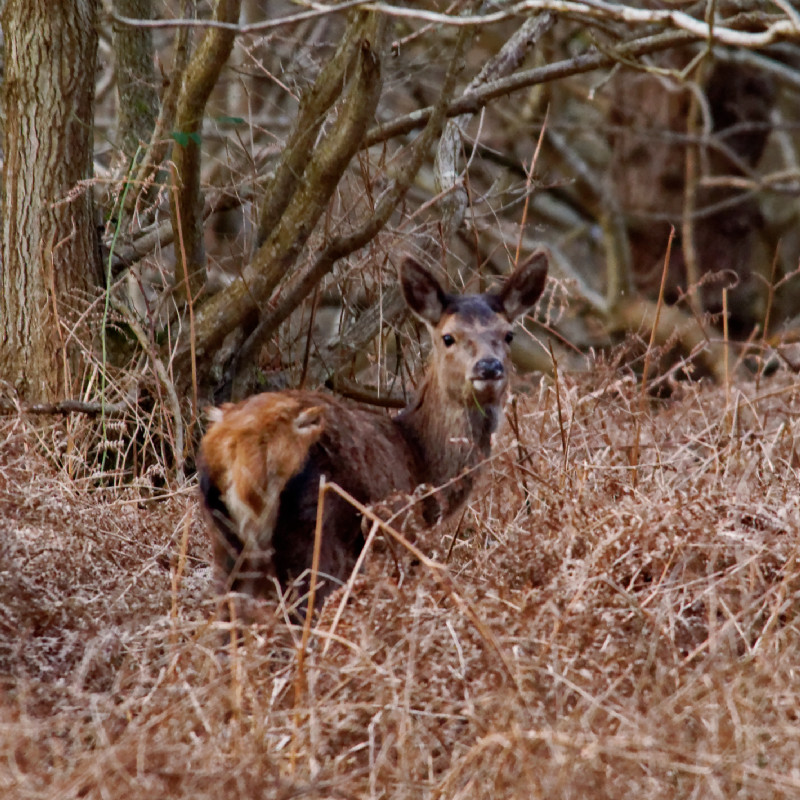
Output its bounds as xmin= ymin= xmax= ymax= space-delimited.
xmin=2 ymin=358 xmax=800 ymax=799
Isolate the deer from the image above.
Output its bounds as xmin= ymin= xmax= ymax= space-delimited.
xmin=198 ymin=251 xmax=548 ymax=615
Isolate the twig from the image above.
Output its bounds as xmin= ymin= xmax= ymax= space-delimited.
xmin=111 ymin=1 xmax=365 ymax=32
xmin=515 ymin=105 xmax=549 ymax=265
xmin=756 ymin=241 xmax=781 ymax=394
xmin=631 ymin=227 xmax=674 ymax=488
xmin=364 ymin=28 xmax=698 ymax=147
xmin=549 ymin=340 xmax=568 ymax=473
xmin=320 ymin=518 xmax=382 ymax=658
xmin=227 ymin=596 xmax=242 ymax=719
xmin=681 ymin=73 xmax=711 ymax=317
xmin=123 ymin=1 xmax=191 ymax=219
xmin=436 ymin=12 xmax=555 ymax=244
xmin=171 ymin=511 xmax=192 ymax=628
xmin=170 ymin=162 xmax=199 ymax=439
xmin=445 ymin=505 xmax=471 ymax=562
xmin=0 ymin=399 xmax=128 ymax=417
xmin=723 ymin=287 xmax=730 ymax=410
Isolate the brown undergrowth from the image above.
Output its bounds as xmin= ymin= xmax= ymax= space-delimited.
xmin=2 ymin=359 xmax=800 ymax=798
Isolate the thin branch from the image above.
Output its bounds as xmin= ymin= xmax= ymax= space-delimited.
xmin=110 ymin=1 xmax=365 ymax=32
xmin=435 ymin=11 xmax=556 ymax=242
xmin=110 ymin=186 xmax=246 ymax=272
xmin=363 ymin=29 xmax=700 ymax=146
xmin=123 ymin=1 xmax=192 ymax=219
xmin=631 ymin=228 xmax=674 ymax=488
xmin=0 ymin=399 xmax=128 ymax=417
xmin=111 ymin=0 xmax=799 ymax=48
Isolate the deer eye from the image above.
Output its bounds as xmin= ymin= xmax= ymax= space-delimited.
xmin=504 ymin=331 xmax=514 ymax=344
xmin=442 ymin=333 xmax=456 ymax=347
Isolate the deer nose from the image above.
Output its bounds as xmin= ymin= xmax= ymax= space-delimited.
xmin=473 ymin=357 xmax=504 ymax=381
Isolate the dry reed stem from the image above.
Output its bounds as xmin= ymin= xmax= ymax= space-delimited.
xmin=631 ymin=226 xmax=674 ymax=488
xmin=514 ymin=105 xmax=548 ymax=266
xmin=548 ymin=340 xmax=568 ymax=473
xmin=291 ymin=475 xmax=327 ymax=770
xmin=320 ymin=519 xmax=382 ymax=658
xmin=171 ymin=511 xmax=192 ymax=627
xmin=756 ymin=241 xmax=782 ymax=394
xmin=723 ymin=286 xmax=731 ymax=411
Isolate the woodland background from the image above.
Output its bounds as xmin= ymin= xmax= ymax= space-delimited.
xmin=2 ymin=1 xmax=800 ymax=797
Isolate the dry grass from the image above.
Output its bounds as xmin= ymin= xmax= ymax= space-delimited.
xmin=2 ymin=358 xmax=800 ymax=799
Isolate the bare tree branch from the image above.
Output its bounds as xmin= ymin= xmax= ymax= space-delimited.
xmin=112 ymin=0 xmax=799 ymax=47
xmin=170 ymin=14 xmax=388 ymax=389
xmin=435 ymin=11 xmax=556 ymax=242
xmin=229 ymin=14 xmax=478 ymax=398
xmin=170 ymin=0 xmax=242 ymax=304
xmin=364 ymin=28 xmax=700 ymax=147
xmin=0 ymin=399 xmax=128 ymax=417
xmin=255 ymin=11 xmax=371 ymax=247
xmin=110 ymin=0 xmax=365 ymax=32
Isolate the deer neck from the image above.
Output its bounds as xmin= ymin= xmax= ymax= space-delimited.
xmin=396 ymin=375 xmax=501 ymax=489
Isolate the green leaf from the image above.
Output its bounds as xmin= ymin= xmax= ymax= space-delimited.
xmin=216 ymin=115 xmax=245 ymax=126
xmin=170 ymin=130 xmax=202 ymax=147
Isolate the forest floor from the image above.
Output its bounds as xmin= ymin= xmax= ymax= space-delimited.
xmin=2 ymin=358 xmax=800 ymax=799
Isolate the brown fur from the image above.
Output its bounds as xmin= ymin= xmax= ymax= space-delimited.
xmin=198 ymin=251 xmax=548 ymax=610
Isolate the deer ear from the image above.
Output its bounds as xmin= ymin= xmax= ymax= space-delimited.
xmin=400 ymin=259 xmax=449 ymax=325
xmin=496 ymin=250 xmax=548 ymax=321
xmin=294 ymin=406 xmax=324 ymax=440
xmin=206 ymin=403 xmax=235 ymax=424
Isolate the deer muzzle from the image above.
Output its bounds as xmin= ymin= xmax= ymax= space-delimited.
xmin=470 ymin=357 xmax=506 ymax=397
xmin=472 ymin=357 xmax=504 ymax=381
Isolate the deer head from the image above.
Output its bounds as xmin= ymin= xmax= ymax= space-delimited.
xmin=400 ymin=251 xmax=548 ymax=409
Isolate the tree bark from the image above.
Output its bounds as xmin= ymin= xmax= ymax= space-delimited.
xmin=0 ymin=0 xmax=101 ymax=403
xmin=112 ymin=0 xmax=158 ymax=161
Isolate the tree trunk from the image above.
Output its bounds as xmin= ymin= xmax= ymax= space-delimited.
xmin=0 ymin=0 xmax=101 ymax=403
